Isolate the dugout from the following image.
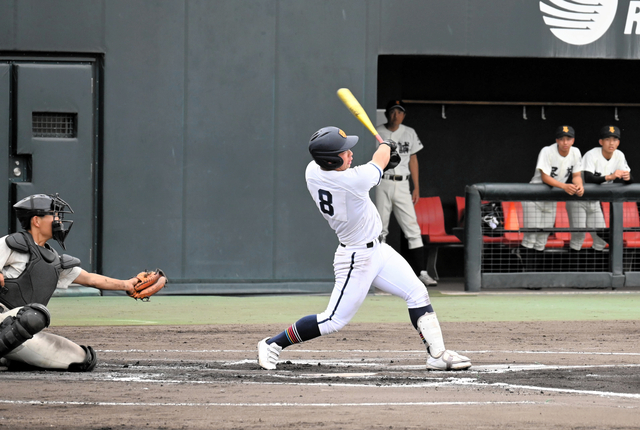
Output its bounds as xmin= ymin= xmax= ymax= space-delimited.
xmin=1 ymin=1 xmax=640 ymax=294
xmin=377 ymin=55 xmax=640 ymax=278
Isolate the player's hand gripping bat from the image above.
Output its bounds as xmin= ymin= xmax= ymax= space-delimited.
xmin=336 ymin=88 xmax=384 ymax=144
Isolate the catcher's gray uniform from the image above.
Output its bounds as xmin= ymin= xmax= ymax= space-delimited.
xmin=522 ymin=143 xmax=583 ymax=251
xmin=0 ymin=234 xmax=92 ymax=370
xmin=375 ymin=123 xmax=424 ymax=249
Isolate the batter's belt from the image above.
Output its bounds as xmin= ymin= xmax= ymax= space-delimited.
xmin=339 ymin=239 xmax=378 ymax=249
xmin=382 ymin=174 xmax=410 ymax=181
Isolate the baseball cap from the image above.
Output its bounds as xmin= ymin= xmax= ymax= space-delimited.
xmin=555 ymin=125 xmax=575 ymax=139
xmin=385 ymin=99 xmax=406 ymax=113
xmin=600 ymin=125 xmax=621 ymax=139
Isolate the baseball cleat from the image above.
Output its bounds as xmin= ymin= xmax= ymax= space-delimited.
xmin=426 ymin=350 xmax=471 ymax=370
xmin=257 ymin=337 xmax=282 ymax=370
xmin=419 ymin=271 xmax=437 ymax=286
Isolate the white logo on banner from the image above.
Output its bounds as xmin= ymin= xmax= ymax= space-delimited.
xmin=540 ymin=0 xmax=618 ymax=45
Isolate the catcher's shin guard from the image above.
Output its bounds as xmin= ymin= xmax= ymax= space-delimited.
xmin=416 ymin=312 xmax=446 ymax=358
xmin=0 ymin=303 xmax=51 ymax=358
xmin=68 ymin=345 xmax=98 ymax=372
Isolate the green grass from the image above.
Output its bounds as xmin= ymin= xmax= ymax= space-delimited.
xmin=46 ymin=291 xmax=640 ymax=326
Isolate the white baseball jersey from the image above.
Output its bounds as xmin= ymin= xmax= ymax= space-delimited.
xmin=305 ymin=161 xmax=383 ymax=246
xmin=530 ymin=143 xmax=582 ymax=184
xmin=375 ymin=124 xmax=423 ymax=176
xmin=582 ymin=147 xmax=630 ymax=184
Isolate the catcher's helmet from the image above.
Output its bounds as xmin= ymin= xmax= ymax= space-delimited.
xmin=308 ymin=126 xmax=358 ymax=170
xmin=14 ymin=193 xmax=74 ymax=249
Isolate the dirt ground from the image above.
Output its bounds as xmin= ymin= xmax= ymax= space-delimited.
xmin=1 ymin=320 xmax=640 ymax=429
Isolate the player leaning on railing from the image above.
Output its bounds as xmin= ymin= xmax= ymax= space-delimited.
xmin=576 ymin=125 xmax=634 ymax=250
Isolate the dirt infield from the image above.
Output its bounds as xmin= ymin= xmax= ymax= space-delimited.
xmin=1 ymin=320 xmax=639 ymax=429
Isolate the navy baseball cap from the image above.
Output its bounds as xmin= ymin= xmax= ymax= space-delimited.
xmin=555 ymin=125 xmax=575 ymax=138
xmin=600 ymin=125 xmax=621 ymax=139
xmin=385 ymin=99 xmax=406 ymax=113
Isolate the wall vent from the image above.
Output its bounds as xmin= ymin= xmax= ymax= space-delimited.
xmin=32 ymin=112 xmax=77 ymax=138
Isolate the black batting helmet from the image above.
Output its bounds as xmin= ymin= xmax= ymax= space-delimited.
xmin=308 ymin=126 xmax=358 ymax=170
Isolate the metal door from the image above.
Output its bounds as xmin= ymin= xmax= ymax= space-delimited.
xmin=3 ymin=62 xmax=96 ymax=271
xmin=0 ymin=64 xmax=10 ymax=234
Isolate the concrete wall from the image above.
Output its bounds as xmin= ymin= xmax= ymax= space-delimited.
xmin=1 ymin=0 xmax=639 ymax=292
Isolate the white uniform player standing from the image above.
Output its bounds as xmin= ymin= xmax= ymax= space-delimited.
xmin=578 ymin=125 xmax=633 ymax=250
xmin=257 ymin=126 xmax=470 ymax=371
xmin=375 ymin=100 xmax=436 ymax=286
xmin=521 ymin=125 xmax=584 ymax=253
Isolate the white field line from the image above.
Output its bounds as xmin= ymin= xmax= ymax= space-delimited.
xmin=0 ymin=399 xmax=539 ymax=407
xmin=98 ymin=348 xmax=640 ymax=356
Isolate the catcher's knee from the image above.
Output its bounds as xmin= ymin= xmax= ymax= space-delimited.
xmin=0 ymin=303 xmax=51 ymax=357
xmin=68 ymin=345 xmax=98 ymax=372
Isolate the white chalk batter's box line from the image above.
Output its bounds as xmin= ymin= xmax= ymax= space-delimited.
xmin=98 ymin=348 xmax=640 ymax=356
xmin=0 ymin=399 xmax=542 ymax=407
xmin=3 ymin=363 xmax=640 ymax=403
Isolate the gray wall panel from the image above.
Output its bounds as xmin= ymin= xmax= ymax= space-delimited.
xmin=466 ymin=0 xmax=547 ymax=57
xmin=184 ymin=0 xmax=276 ymax=279
xmin=379 ymin=0 xmax=469 ymax=55
xmin=274 ymin=1 xmax=370 ymax=279
xmin=0 ymin=1 xmax=15 ymax=49
xmin=101 ymin=0 xmax=185 ymax=277
xmin=0 ymin=0 xmax=639 ymax=290
xmin=14 ymin=0 xmax=103 ymax=52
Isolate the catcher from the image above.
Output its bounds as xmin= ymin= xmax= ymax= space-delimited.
xmin=0 ymin=193 xmax=167 ymax=372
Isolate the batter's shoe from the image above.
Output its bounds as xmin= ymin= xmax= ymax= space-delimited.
xmin=426 ymin=350 xmax=471 ymax=370
xmin=258 ymin=337 xmax=282 ymax=370
xmin=419 ymin=271 xmax=437 ymax=286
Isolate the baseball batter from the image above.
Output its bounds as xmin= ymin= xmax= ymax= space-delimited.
xmin=375 ymin=100 xmax=436 ymax=286
xmin=521 ymin=125 xmax=584 ymax=252
xmin=0 ymin=193 xmax=166 ymax=371
xmin=577 ymin=125 xmax=633 ymax=250
xmin=257 ymin=126 xmax=471 ymax=371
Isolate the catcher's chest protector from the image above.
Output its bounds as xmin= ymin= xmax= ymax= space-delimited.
xmin=0 ymin=232 xmax=62 ymax=309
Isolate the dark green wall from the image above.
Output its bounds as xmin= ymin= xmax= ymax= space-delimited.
xmin=1 ymin=0 xmax=639 ymax=290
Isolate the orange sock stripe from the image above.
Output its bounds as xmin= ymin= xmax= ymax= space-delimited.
xmin=284 ymin=325 xmax=301 ymax=344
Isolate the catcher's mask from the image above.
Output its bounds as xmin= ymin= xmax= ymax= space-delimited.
xmin=308 ymin=126 xmax=358 ymax=170
xmin=14 ymin=193 xmax=74 ymax=250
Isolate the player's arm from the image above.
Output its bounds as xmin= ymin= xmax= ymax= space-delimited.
xmin=409 ymin=154 xmax=420 ymax=204
xmin=612 ymin=169 xmax=633 ymax=182
xmin=72 ymin=269 xmax=137 ymax=295
xmin=371 ymin=142 xmax=391 ymax=170
xmin=583 ymin=171 xmax=606 ymax=184
xmin=571 ymin=171 xmax=584 ymax=196
xmin=540 ymin=171 xmax=580 ymax=195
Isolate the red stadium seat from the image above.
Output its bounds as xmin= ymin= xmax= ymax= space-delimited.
xmin=414 ymin=197 xmax=462 ymax=279
xmin=601 ymin=202 xmax=640 ymax=247
xmin=415 ymin=197 xmax=461 ymax=244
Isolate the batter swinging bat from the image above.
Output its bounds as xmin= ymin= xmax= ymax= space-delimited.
xmin=337 ymin=88 xmax=384 ymax=144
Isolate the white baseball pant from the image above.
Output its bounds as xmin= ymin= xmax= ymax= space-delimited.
xmin=375 ymin=179 xmax=423 ymax=249
xmin=317 ymin=241 xmax=430 ymax=335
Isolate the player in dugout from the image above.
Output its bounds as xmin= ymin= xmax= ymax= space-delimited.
xmin=257 ymin=126 xmax=471 ymax=371
xmin=574 ymin=125 xmax=633 ymax=253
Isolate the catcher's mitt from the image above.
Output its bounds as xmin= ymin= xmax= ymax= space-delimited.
xmin=129 ymin=269 xmax=167 ymax=301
